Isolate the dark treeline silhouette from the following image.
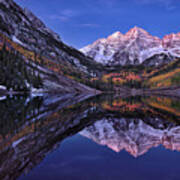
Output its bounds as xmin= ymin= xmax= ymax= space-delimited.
xmin=0 ymin=43 xmax=43 ymax=91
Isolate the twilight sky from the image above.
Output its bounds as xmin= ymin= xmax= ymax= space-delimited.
xmin=15 ymin=0 xmax=180 ymax=49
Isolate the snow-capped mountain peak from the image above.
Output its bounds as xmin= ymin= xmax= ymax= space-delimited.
xmin=80 ymin=27 xmax=180 ymax=66
xmin=125 ymin=26 xmax=149 ymax=38
xmin=107 ymin=31 xmax=123 ymax=40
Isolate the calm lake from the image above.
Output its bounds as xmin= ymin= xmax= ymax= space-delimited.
xmin=0 ymin=94 xmax=180 ymax=180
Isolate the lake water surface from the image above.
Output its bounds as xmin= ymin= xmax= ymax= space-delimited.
xmin=0 ymin=94 xmax=180 ymax=180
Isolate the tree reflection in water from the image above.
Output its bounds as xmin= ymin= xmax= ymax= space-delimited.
xmin=0 ymin=94 xmax=179 ymax=179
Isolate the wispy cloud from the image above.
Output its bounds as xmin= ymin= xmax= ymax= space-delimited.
xmin=134 ymin=0 xmax=177 ymax=11
xmin=49 ymin=9 xmax=78 ymax=22
xmin=61 ymin=9 xmax=77 ymax=17
xmin=79 ymin=23 xmax=101 ymax=28
xmin=49 ymin=15 xmax=68 ymax=22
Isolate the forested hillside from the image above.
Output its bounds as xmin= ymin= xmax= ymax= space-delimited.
xmin=0 ymin=44 xmax=42 ymax=91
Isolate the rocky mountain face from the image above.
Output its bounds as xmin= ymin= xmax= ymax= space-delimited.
xmin=0 ymin=0 xmax=91 ymax=72
xmin=0 ymin=0 xmax=102 ymax=94
xmin=80 ymin=117 xmax=180 ymax=157
xmin=80 ymin=27 xmax=180 ymax=66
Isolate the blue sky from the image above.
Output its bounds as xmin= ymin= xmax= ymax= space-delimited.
xmin=15 ymin=0 xmax=180 ymax=49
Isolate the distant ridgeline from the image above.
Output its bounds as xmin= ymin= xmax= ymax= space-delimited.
xmin=0 ymin=43 xmax=43 ymax=91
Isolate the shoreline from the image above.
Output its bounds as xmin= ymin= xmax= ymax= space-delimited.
xmin=1 ymin=87 xmax=180 ymax=98
xmin=104 ymin=86 xmax=180 ymax=98
xmin=132 ymin=87 xmax=180 ymax=98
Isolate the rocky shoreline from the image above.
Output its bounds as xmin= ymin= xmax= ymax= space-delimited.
xmin=0 ymin=87 xmax=102 ymax=98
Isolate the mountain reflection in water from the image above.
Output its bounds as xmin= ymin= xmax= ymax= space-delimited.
xmin=0 ymin=94 xmax=180 ymax=179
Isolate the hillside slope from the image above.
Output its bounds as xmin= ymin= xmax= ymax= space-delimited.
xmin=0 ymin=0 xmax=103 ymax=94
xmin=144 ymin=59 xmax=180 ymax=89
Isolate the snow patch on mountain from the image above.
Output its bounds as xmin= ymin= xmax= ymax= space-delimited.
xmin=12 ymin=36 xmax=25 ymax=46
xmin=80 ymin=27 xmax=180 ymax=66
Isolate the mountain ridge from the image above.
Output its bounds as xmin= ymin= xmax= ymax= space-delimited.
xmin=80 ymin=26 xmax=180 ymax=66
xmin=0 ymin=0 xmax=105 ymax=93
